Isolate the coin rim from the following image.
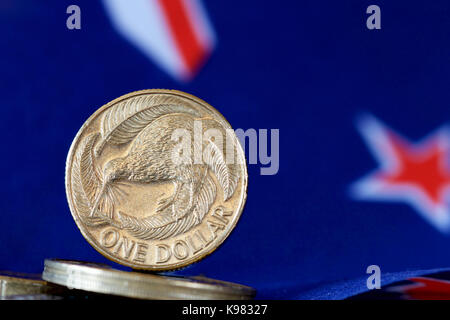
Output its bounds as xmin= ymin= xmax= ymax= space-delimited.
xmin=65 ymin=89 xmax=248 ymax=271
xmin=42 ymin=259 xmax=255 ymax=300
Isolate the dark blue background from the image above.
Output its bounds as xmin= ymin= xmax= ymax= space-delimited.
xmin=1 ymin=0 xmax=450 ymax=299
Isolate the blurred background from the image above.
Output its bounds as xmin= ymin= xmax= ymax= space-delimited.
xmin=2 ymin=0 xmax=450 ymax=299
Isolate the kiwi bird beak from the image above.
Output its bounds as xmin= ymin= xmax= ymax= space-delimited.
xmin=89 ymin=182 xmax=107 ymax=217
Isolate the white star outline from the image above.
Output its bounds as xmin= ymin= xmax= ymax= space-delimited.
xmin=349 ymin=114 xmax=450 ymax=233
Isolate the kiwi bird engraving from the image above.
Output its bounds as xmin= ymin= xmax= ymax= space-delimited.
xmin=85 ymin=112 xmax=239 ymax=240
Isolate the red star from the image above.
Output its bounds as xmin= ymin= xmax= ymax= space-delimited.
xmin=351 ymin=115 xmax=450 ymax=232
xmin=390 ymin=277 xmax=450 ymax=300
xmin=378 ymin=132 xmax=450 ymax=205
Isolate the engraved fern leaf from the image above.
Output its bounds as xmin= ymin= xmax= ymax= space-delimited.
xmin=72 ymin=136 xmax=95 ymax=217
xmin=95 ymin=95 xmax=201 ymax=156
xmin=203 ymin=139 xmax=239 ymax=200
xmin=72 ymin=133 xmax=110 ymax=227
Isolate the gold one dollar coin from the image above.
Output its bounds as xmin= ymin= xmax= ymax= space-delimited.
xmin=65 ymin=90 xmax=247 ymax=270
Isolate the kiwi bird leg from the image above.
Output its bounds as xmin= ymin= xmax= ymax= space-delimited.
xmin=157 ymin=181 xmax=180 ymax=212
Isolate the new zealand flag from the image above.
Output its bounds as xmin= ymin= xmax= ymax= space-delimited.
xmin=2 ymin=0 xmax=450 ymax=299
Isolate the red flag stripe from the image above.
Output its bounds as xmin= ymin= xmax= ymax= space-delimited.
xmin=157 ymin=0 xmax=207 ymax=77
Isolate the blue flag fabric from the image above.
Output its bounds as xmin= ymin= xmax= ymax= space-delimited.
xmin=2 ymin=0 xmax=450 ymax=299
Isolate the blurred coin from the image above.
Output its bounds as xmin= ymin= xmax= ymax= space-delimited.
xmin=0 ymin=272 xmax=63 ymax=298
xmin=65 ymin=89 xmax=247 ymax=271
xmin=1 ymin=294 xmax=63 ymax=300
xmin=43 ymin=259 xmax=255 ymax=300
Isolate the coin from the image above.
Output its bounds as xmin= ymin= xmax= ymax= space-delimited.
xmin=1 ymin=294 xmax=63 ymax=300
xmin=43 ymin=259 xmax=255 ymax=300
xmin=65 ymin=90 xmax=247 ymax=271
xmin=0 ymin=272 xmax=63 ymax=298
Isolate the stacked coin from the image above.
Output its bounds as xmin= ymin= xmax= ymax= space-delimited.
xmin=21 ymin=89 xmax=252 ymax=300
xmin=0 ymin=272 xmax=64 ymax=300
xmin=42 ymin=259 xmax=254 ymax=300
